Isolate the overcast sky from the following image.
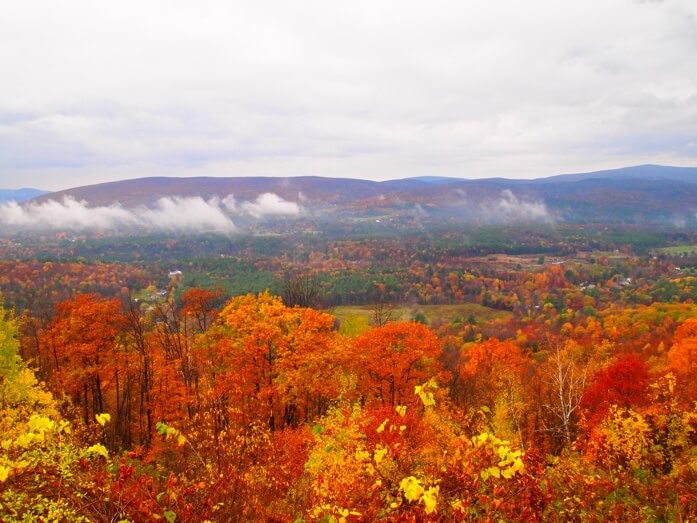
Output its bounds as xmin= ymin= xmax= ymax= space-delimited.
xmin=1 ymin=0 xmax=696 ymax=190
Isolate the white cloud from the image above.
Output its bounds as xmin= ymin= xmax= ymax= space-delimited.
xmin=0 ymin=191 xmax=303 ymax=233
xmin=221 ymin=194 xmax=237 ymax=212
xmin=0 ymin=198 xmax=137 ymax=230
xmin=451 ymin=189 xmax=554 ymax=224
xmin=138 ymin=196 xmax=237 ymax=232
xmin=491 ymin=190 xmax=554 ymax=223
xmin=0 ymin=196 xmax=237 ymax=233
xmin=240 ymin=193 xmax=302 ymax=217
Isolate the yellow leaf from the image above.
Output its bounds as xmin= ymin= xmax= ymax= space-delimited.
xmin=28 ymin=415 xmax=54 ymax=433
xmin=473 ymin=432 xmax=489 ymax=447
xmin=354 ymin=449 xmax=370 ymax=462
xmin=96 ymin=413 xmax=111 ymax=426
xmin=0 ymin=465 xmax=9 ymax=482
xmin=395 ymin=405 xmax=407 ymax=417
xmin=399 ymin=476 xmax=424 ymax=502
xmin=374 ymin=447 xmax=388 ymax=464
xmin=15 ymin=433 xmax=35 ymax=448
xmin=376 ymin=418 xmax=388 ymax=433
xmin=422 ymin=486 xmax=439 ymax=514
xmin=86 ymin=443 xmax=109 ymax=459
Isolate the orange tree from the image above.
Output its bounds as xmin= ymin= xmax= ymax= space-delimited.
xmin=352 ymin=322 xmax=448 ymax=408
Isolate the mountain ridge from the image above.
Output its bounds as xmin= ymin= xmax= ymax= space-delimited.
xmin=17 ymin=164 xmax=697 ymax=227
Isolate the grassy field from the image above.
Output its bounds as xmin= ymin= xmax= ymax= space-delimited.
xmin=656 ymin=245 xmax=697 ymax=255
xmin=330 ymin=302 xmax=512 ymax=337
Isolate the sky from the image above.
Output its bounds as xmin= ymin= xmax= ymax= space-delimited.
xmin=1 ymin=0 xmax=696 ymax=191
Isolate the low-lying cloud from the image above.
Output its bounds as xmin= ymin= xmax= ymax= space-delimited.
xmin=451 ymin=189 xmax=554 ymax=224
xmin=0 ymin=192 xmax=302 ymax=234
xmin=491 ymin=189 xmax=553 ymax=223
xmin=241 ymin=193 xmax=302 ymax=217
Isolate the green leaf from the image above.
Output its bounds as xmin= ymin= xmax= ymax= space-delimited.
xmin=156 ymin=422 xmax=168 ymax=436
xmin=164 ymin=510 xmax=176 ymax=523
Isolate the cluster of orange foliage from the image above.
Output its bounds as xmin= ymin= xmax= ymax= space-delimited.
xmin=2 ymin=284 xmax=696 ymax=522
xmin=0 ymin=260 xmax=150 ymax=314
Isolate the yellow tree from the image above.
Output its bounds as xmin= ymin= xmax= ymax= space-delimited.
xmin=0 ymin=303 xmax=119 ymax=521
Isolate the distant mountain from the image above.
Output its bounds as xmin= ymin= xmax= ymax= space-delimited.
xmin=36 ymin=176 xmax=388 ymax=207
xmin=532 ymin=164 xmax=697 ymax=184
xmin=24 ymin=165 xmax=697 ymax=227
xmin=0 ymin=188 xmax=49 ymax=203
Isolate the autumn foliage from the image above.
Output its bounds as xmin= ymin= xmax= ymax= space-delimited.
xmin=3 ymin=255 xmax=697 ymax=522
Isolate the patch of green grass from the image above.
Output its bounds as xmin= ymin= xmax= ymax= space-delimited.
xmin=656 ymin=245 xmax=697 ymax=255
xmin=330 ymin=303 xmax=511 ymax=337
xmin=337 ymin=314 xmax=371 ymax=337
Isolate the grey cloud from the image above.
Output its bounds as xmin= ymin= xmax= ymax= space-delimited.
xmin=0 ymin=0 xmax=696 ymax=190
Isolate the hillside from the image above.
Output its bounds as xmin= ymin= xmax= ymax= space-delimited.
xmin=25 ymin=165 xmax=697 ymax=228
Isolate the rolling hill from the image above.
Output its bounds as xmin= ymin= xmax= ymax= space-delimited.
xmin=21 ymin=164 xmax=697 ymax=227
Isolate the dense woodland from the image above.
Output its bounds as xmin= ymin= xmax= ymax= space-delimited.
xmin=2 ymin=226 xmax=697 ymax=521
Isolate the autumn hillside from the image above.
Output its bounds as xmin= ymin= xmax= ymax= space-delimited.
xmin=2 ymin=230 xmax=697 ymax=520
